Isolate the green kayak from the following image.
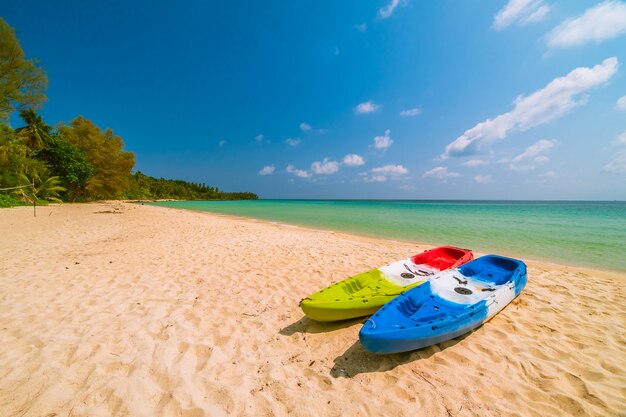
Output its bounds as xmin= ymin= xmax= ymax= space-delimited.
xmin=299 ymin=246 xmax=474 ymax=322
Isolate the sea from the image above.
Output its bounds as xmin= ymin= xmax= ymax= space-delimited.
xmin=149 ymin=200 xmax=626 ymax=272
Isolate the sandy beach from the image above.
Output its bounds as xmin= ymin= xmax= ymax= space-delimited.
xmin=1 ymin=201 xmax=624 ymax=417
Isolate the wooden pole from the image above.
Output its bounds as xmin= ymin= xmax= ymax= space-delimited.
xmin=32 ymin=179 xmax=36 ymax=218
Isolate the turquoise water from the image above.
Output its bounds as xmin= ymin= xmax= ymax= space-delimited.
xmin=150 ymin=200 xmax=626 ymax=272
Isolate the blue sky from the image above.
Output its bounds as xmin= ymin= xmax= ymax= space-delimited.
xmin=3 ymin=0 xmax=626 ymax=199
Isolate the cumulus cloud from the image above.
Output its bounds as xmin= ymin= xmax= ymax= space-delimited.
xmin=422 ymin=166 xmax=460 ymax=179
xmin=493 ymin=0 xmax=550 ymax=30
xmin=547 ymin=1 xmax=626 ymax=48
xmin=603 ymin=130 xmax=626 ymax=173
xmin=400 ymin=107 xmax=422 ymax=117
xmin=355 ymin=100 xmax=380 ymax=115
xmin=541 ymin=171 xmax=559 ymax=180
xmin=343 ymin=154 xmax=365 ymax=166
xmin=311 ymin=158 xmax=340 ymax=175
xmin=617 ymin=95 xmax=626 ymax=110
xmin=463 ymin=159 xmax=488 ymax=167
xmin=362 ymin=164 xmax=408 ymax=183
xmin=255 ymin=134 xmax=265 ymax=142
xmin=474 ymin=175 xmax=493 ymax=184
xmin=379 ymin=0 xmax=403 ymax=19
xmin=286 ymin=165 xmax=311 ymax=178
xmin=285 ymin=137 xmax=302 ymax=147
xmin=602 ymin=154 xmax=626 ymax=173
xmin=371 ymin=164 xmax=408 ymax=175
xmin=508 ymin=139 xmax=558 ymax=171
xmin=299 ymin=122 xmax=327 ymax=134
xmin=373 ymin=129 xmax=393 ymax=150
xmin=258 ymin=165 xmax=275 ymax=176
xmin=441 ymin=57 xmax=618 ymax=159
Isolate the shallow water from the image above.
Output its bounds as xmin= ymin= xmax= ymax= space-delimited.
xmin=150 ymin=200 xmax=626 ymax=272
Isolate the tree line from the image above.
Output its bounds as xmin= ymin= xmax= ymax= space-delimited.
xmin=0 ymin=17 xmax=257 ymax=207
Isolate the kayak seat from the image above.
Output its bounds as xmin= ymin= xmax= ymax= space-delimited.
xmin=459 ymin=255 xmax=519 ymax=285
xmin=412 ymin=246 xmax=470 ymax=270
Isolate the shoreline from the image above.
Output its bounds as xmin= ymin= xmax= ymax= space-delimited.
xmin=146 ymin=202 xmax=626 ymax=278
xmin=1 ymin=201 xmax=624 ymax=416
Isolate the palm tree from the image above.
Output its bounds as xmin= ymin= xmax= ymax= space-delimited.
xmin=0 ymin=126 xmax=27 ymax=166
xmin=14 ymin=169 xmax=65 ymax=203
xmin=15 ymin=108 xmax=51 ymax=151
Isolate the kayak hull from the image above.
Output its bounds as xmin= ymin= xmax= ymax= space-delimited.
xmin=359 ymin=255 xmax=527 ymax=354
xmin=300 ymin=246 xmax=474 ymax=322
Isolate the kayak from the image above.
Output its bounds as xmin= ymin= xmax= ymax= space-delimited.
xmin=299 ymin=246 xmax=473 ymax=322
xmin=359 ymin=254 xmax=527 ymax=354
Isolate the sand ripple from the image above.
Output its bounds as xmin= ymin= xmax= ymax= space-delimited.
xmin=1 ymin=202 xmax=624 ymax=416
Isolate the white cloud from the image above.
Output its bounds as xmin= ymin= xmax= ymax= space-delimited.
xmin=311 ymin=158 xmax=340 ymax=175
xmin=354 ymin=23 xmax=367 ymax=32
xmin=493 ymin=0 xmax=550 ymax=30
xmin=371 ymin=164 xmax=408 ymax=175
xmin=259 ymin=165 xmax=275 ymax=176
xmin=373 ymin=129 xmax=393 ymax=150
xmin=299 ymin=122 xmax=327 ymax=134
xmin=604 ymin=130 xmax=626 ymax=173
xmin=441 ymin=57 xmax=618 ymax=159
xmin=509 ymin=139 xmax=558 ymax=171
xmin=474 ymin=175 xmax=493 ymax=184
xmin=463 ymin=159 xmax=488 ymax=167
xmin=617 ymin=95 xmax=626 ymax=110
xmin=379 ymin=0 xmax=402 ymax=19
xmin=286 ymin=165 xmax=311 ymax=178
xmin=355 ymin=100 xmax=380 ymax=115
xmin=602 ymin=151 xmax=626 ymax=173
xmin=547 ymin=1 xmax=626 ymax=48
xmin=285 ymin=137 xmax=301 ymax=147
xmin=343 ymin=154 xmax=365 ymax=166
xmin=422 ymin=166 xmax=460 ymax=179
xmin=219 ymin=140 xmax=227 ymax=148
xmin=362 ymin=164 xmax=408 ymax=183
xmin=400 ymin=107 xmax=422 ymax=117
xmin=255 ymin=134 xmax=264 ymax=142
xmin=541 ymin=171 xmax=559 ymax=180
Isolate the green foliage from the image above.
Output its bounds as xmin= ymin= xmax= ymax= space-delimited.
xmin=0 ymin=123 xmax=48 ymax=190
xmin=37 ymin=132 xmax=93 ymax=201
xmin=0 ymin=194 xmax=27 ymax=208
xmin=15 ymin=108 xmax=51 ymax=150
xmin=0 ymin=20 xmax=258 ymax=206
xmin=0 ymin=17 xmax=47 ymax=122
xmin=13 ymin=169 xmax=66 ymax=203
xmin=125 ymin=171 xmax=258 ymax=201
xmin=59 ymin=116 xmax=135 ymax=200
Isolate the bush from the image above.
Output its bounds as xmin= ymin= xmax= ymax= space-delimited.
xmin=0 ymin=194 xmax=28 ymax=207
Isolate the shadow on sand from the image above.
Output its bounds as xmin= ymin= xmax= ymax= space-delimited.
xmin=330 ymin=333 xmax=471 ymax=378
xmin=279 ymin=315 xmax=365 ymax=336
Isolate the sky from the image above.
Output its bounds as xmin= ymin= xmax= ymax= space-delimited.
xmin=3 ymin=0 xmax=626 ymax=199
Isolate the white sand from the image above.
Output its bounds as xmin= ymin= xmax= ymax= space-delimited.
xmin=0 ymin=202 xmax=624 ymax=417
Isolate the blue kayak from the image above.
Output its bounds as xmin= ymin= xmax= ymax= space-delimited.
xmin=359 ymin=255 xmax=527 ymax=354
